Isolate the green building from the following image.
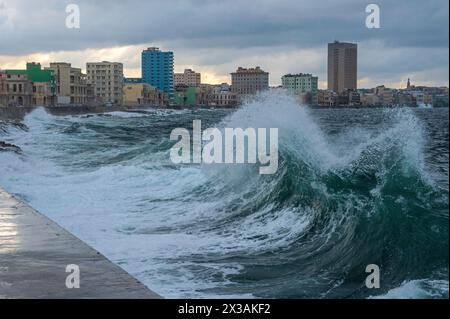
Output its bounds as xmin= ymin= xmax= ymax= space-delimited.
xmin=174 ymin=87 xmax=196 ymax=107
xmin=281 ymin=73 xmax=318 ymax=105
xmin=5 ymin=63 xmax=56 ymax=106
xmin=6 ymin=63 xmax=56 ymax=95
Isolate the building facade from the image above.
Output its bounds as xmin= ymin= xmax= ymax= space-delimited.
xmin=195 ymin=84 xmax=215 ymax=107
xmin=328 ymin=41 xmax=357 ymax=93
xmin=212 ymin=91 xmax=238 ymax=107
xmin=0 ymin=71 xmax=33 ymax=107
xmin=282 ymin=73 xmax=318 ymax=105
xmin=123 ymin=83 xmax=167 ymax=106
xmin=209 ymin=83 xmax=238 ymax=107
xmin=317 ymin=89 xmax=339 ymax=106
xmin=174 ymin=69 xmax=201 ymax=87
xmin=173 ymin=85 xmax=196 ymax=107
xmin=360 ymin=93 xmax=381 ymax=107
xmin=123 ymin=83 xmax=148 ymax=106
xmin=2 ymin=63 xmax=56 ymax=106
xmin=86 ymin=61 xmax=124 ymax=105
xmin=231 ymin=66 xmax=269 ymax=95
xmin=375 ymin=85 xmax=394 ymax=107
xmin=46 ymin=63 xmax=87 ymax=105
xmin=141 ymin=47 xmax=174 ymax=94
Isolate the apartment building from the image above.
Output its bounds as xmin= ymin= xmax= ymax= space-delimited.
xmin=141 ymin=47 xmax=174 ymax=94
xmin=0 ymin=71 xmax=33 ymax=107
xmin=282 ymin=73 xmax=318 ymax=105
xmin=45 ymin=62 xmax=87 ymax=105
xmin=174 ymin=69 xmax=201 ymax=87
xmin=123 ymin=83 xmax=167 ymax=106
xmin=86 ymin=61 xmax=124 ymax=105
xmin=231 ymin=66 xmax=269 ymax=95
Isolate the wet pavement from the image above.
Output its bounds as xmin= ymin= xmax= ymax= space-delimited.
xmin=0 ymin=187 xmax=161 ymax=299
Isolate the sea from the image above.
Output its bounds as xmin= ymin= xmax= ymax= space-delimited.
xmin=0 ymin=92 xmax=448 ymax=298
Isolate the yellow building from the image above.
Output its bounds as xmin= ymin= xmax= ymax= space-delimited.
xmin=123 ymin=83 xmax=156 ymax=106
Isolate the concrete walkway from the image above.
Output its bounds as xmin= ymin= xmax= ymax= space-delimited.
xmin=0 ymin=187 xmax=161 ymax=298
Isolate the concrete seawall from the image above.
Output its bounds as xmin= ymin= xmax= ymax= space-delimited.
xmin=0 ymin=187 xmax=161 ymax=298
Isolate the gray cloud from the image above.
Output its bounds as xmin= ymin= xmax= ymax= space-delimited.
xmin=0 ymin=0 xmax=448 ymax=87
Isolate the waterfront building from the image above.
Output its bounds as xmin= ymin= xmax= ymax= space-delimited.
xmin=123 ymin=83 xmax=167 ymax=106
xmin=231 ymin=66 xmax=269 ymax=95
xmin=0 ymin=71 xmax=33 ymax=107
xmin=410 ymin=91 xmax=426 ymax=106
xmin=211 ymin=83 xmax=238 ymax=107
xmin=375 ymin=85 xmax=394 ymax=107
xmin=141 ymin=47 xmax=174 ymax=94
xmin=195 ymin=84 xmax=215 ymax=107
xmin=328 ymin=41 xmax=358 ymax=93
xmin=86 ymin=61 xmax=124 ymax=105
xmin=45 ymin=62 xmax=87 ymax=105
xmin=212 ymin=91 xmax=238 ymax=107
xmin=174 ymin=84 xmax=196 ymax=107
xmin=281 ymin=73 xmax=318 ymax=105
xmin=174 ymin=69 xmax=201 ymax=87
xmin=317 ymin=89 xmax=338 ymax=106
xmin=341 ymin=89 xmax=361 ymax=106
xmin=26 ymin=63 xmax=56 ymax=106
xmin=2 ymin=63 xmax=56 ymax=106
xmin=394 ymin=92 xmax=414 ymax=106
xmin=123 ymin=83 xmax=150 ymax=106
xmin=360 ymin=93 xmax=381 ymax=107
xmin=337 ymin=93 xmax=349 ymax=106
xmin=86 ymin=83 xmax=99 ymax=106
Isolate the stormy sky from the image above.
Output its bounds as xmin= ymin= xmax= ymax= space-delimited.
xmin=0 ymin=0 xmax=448 ymax=88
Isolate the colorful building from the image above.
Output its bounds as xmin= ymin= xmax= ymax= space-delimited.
xmin=3 ymin=63 xmax=56 ymax=106
xmin=282 ymin=73 xmax=318 ymax=105
xmin=174 ymin=85 xmax=196 ymax=107
xmin=141 ymin=47 xmax=174 ymax=95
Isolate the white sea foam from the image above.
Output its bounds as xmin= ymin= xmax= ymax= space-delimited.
xmin=369 ymin=279 xmax=449 ymax=299
xmin=0 ymin=95 xmax=446 ymax=298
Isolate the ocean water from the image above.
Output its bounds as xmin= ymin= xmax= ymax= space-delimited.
xmin=0 ymin=92 xmax=448 ymax=298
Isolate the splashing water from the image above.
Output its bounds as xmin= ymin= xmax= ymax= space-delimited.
xmin=0 ymin=92 xmax=448 ymax=298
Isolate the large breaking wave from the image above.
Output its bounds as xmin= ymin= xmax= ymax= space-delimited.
xmin=0 ymin=92 xmax=448 ymax=298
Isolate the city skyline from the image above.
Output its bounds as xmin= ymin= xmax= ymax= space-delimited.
xmin=0 ymin=0 xmax=448 ymax=89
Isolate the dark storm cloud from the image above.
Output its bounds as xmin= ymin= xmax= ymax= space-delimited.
xmin=0 ymin=0 xmax=448 ymax=87
xmin=0 ymin=0 xmax=448 ymax=55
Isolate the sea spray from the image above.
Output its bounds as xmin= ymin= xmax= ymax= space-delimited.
xmin=0 ymin=94 xmax=448 ymax=298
